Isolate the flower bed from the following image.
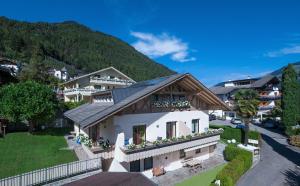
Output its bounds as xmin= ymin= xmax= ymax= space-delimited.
xmin=122 ymin=128 xmax=223 ymax=154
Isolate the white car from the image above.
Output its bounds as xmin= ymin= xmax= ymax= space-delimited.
xmin=231 ymin=118 xmax=242 ymax=124
xmin=252 ymin=118 xmax=261 ymax=125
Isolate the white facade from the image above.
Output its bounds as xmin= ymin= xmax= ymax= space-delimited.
xmin=114 ymin=110 xmax=209 ymax=143
xmin=74 ymin=110 xmax=220 ymax=175
xmin=53 ymin=69 xmax=68 ymax=81
xmin=62 ymin=67 xmax=134 ymax=102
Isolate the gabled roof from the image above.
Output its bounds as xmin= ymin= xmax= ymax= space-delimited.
xmin=61 ymin=66 xmax=135 ymax=85
xmin=64 ymin=73 xmax=230 ymax=129
xmin=210 ymin=75 xmax=279 ymax=95
xmin=251 ymin=74 xmax=278 ymax=88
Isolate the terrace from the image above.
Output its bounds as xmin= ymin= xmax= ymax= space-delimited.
xmin=90 ymin=76 xmax=135 ymax=85
xmin=120 ymin=129 xmax=223 ymax=162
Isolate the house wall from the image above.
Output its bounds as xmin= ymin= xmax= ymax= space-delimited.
xmin=74 ymin=123 xmax=89 ymax=137
xmin=113 ymin=110 xmax=209 ymax=143
xmin=120 ymin=146 xmax=212 ymax=174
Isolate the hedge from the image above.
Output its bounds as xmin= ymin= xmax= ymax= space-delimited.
xmin=216 ymin=145 xmax=253 ymax=186
xmin=210 ymin=125 xmax=260 ymax=143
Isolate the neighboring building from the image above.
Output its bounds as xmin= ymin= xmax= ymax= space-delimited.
xmin=49 ymin=67 xmax=69 ymax=81
xmin=0 ymin=58 xmax=19 ymax=86
xmin=61 ymin=67 xmax=135 ymax=102
xmin=210 ymin=75 xmax=281 ymax=120
xmin=64 ymin=73 xmax=229 ymax=176
xmin=0 ymin=57 xmax=20 ymax=76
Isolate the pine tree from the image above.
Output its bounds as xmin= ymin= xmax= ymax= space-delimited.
xmin=281 ymin=64 xmax=299 ymax=135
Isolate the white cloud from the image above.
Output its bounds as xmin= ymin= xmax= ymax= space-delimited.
xmin=130 ymin=31 xmax=196 ymax=62
xmin=265 ymin=45 xmax=300 ymax=57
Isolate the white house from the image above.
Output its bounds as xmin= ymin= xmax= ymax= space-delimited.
xmin=61 ymin=67 xmax=135 ymax=102
xmin=64 ymin=73 xmax=229 ymax=176
xmin=49 ymin=67 xmax=69 ymax=81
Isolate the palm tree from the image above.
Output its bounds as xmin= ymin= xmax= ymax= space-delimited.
xmin=234 ymin=89 xmax=259 ymax=145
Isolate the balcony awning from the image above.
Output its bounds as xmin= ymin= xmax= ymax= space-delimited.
xmin=184 ymin=141 xmax=217 ymax=152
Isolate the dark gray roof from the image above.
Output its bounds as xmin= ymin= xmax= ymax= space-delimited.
xmin=61 ymin=67 xmax=67 ymax=72
xmin=210 ymin=75 xmax=278 ymax=95
xmin=251 ymin=74 xmax=277 ymax=88
xmin=112 ymin=76 xmax=170 ymax=104
xmin=64 ymin=74 xmax=185 ymax=128
xmin=64 ymin=102 xmax=113 ymax=124
xmin=210 ymin=86 xmax=236 ymax=95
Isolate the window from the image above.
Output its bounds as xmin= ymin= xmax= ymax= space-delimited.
xmin=192 ymin=119 xmax=199 ymax=133
xmin=179 ymin=149 xmax=186 ymax=158
xmin=196 ymin=148 xmax=201 ymax=154
xmin=166 ymin=122 xmax=176 ymax=139
xmin=144 ymin=157 xmax=153 ymax=170
xmin=133 ymin=125 xmax=146 ymax=145
xmin=130 ymin=160 xmax=140 ymax=172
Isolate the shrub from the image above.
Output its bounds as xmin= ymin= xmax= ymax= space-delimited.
xmin=289 ymin=135 xmax=300 ymax=147
xmin=216 ymin=145 xmax=253 ymax=186
xmin=209 ymin=124 xmax=260 ymax=143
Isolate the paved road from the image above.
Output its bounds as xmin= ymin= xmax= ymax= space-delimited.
xmin=238 ymin=125 xmax=300 ymax=186
xmin=211 ymin=120 xmax=300 ymax=186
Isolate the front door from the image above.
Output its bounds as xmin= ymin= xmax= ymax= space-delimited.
xmin=133 ymin=125 xmax=146 ymax=145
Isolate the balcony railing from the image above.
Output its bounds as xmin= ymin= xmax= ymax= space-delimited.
xmin=258 ymin=105 xmax=275 ymax=110
xmin=90 ymin=77 xmax=135 ymax=85
xmin=152 ymin=100 xmax=191 ymax=109
xmin=63 ymin=88 xmax=101 ymax=95
xmin=121 ymin=128 xmax=222 ymax=154
xmin=259 ymin=95 xmax=281 ymax=100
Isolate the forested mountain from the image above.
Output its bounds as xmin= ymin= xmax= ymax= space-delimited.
xmin=0 ymin=16 xmax=174 ymax=81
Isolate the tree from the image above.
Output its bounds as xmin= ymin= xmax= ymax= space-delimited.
xmin=0 ymin=81 xmax=58 ymax=132
xmin=234 ymin=89 xmax=259 ymax=145
xmin=281 ymin=64 xmax=299 ymax=135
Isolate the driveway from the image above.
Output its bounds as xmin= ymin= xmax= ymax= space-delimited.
xmin=210 ymin=120 xmax=300 ymax=185
xmin=237 ymin=125 xmax=300 ymax=186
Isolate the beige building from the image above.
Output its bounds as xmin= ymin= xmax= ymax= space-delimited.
xmin=61 ymin=67 xmax=135 ymax=102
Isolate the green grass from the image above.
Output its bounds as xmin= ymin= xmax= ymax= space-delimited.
xmin=176 ymin=164 xmax=226 ymax=186
xmin=0 ymin=129 xmax=78 ymax=179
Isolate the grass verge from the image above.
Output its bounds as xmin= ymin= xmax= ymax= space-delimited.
xmin=176 ymin=164 xmax=226 ymax=186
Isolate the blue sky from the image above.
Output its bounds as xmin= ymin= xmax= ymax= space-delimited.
xmin=1 ymin=0 xmax=300 ymax=86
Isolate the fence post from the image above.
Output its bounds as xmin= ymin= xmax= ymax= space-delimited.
xmin=45 ymin=168 xmax=48 ymax=184
xmin=19 ymin=174 xmax=22 ymax=186
xmin=86 ymin=159 xmax=88 ymax=173
xmin=67 ymin=163 xmax=69 ymax=177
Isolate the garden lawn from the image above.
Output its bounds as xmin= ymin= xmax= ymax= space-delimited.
xmin=176 ymin=164 xmax=226 ymax=186
xmin=0 ymin=130 xmax=78 ymax=179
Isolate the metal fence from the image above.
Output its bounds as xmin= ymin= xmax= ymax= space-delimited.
xmin=0 ymin=158 xmax=101 ymax=186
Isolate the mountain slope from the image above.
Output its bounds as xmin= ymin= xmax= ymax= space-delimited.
xmin=271 ymin=61 xmax=300 ymax=81
xmin=0 ymin=17 xmax=174 ymax=81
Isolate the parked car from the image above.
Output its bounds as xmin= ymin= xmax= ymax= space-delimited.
xmin=235 ymin=124 xmax=245 ymax=129
xmin=262 ymin=119 xmax=277 ymax=128
xmin=252 ymin=118 xmax=261 ymax=125
xmin=209 ymin=114 xmax=217 ymax=121
xmin=231 ymin=118 xmax=242 ymax=124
